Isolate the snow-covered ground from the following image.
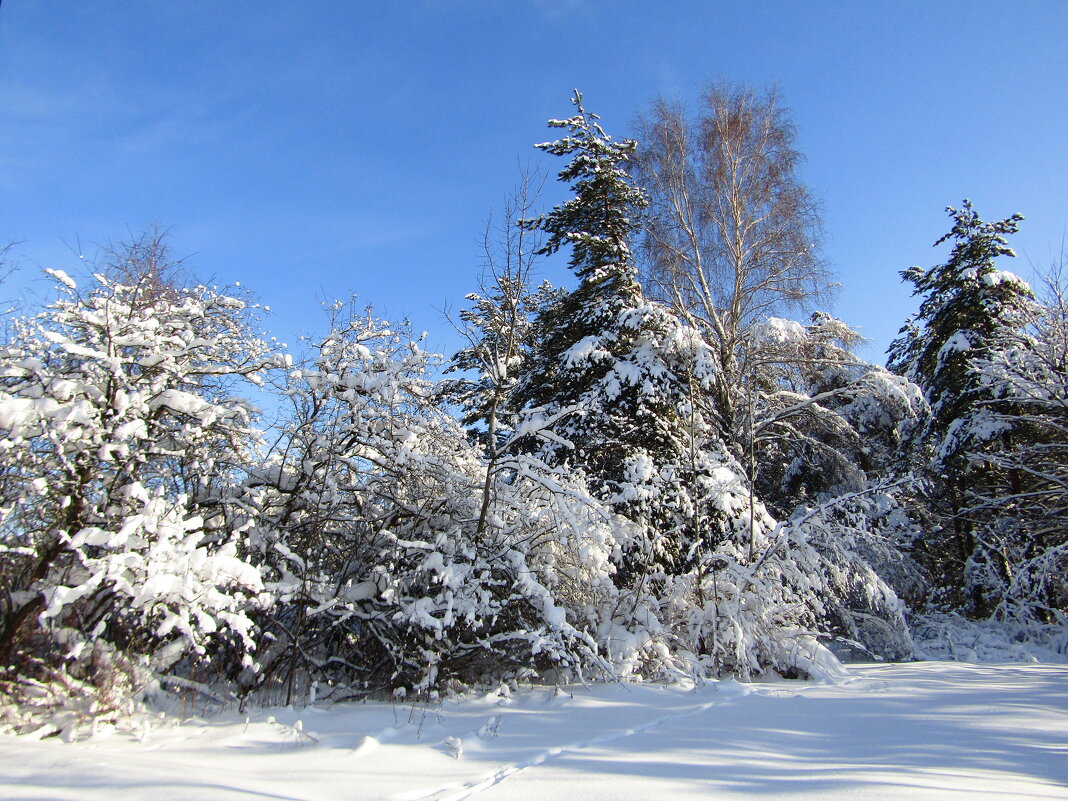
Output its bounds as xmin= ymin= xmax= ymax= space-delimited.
xmin=2 ymin=661 xmax=1066 ymax=800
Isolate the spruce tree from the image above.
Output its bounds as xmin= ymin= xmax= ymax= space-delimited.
xmin=517 ymin=90 xmax=649 ymax=413
xmin=491 ymin=92 xmax=915 ymax=675
xmin=514 ymin=91 xmax=750 ymax=579
xmin=888 ymin=201 xmax=1035 ymax=612
xmin=889 ymin=202 xmax=1032 ymax=469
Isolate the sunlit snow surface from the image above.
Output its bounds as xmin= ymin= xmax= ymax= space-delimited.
xmin=2 ymin=662 xmax=1066 ymax=800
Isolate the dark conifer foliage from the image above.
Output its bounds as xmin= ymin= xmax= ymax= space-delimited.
xmin=512 ymin=91 xmax=732 ymax=577
xmin=889 ymin=201 xmax=1037 ymax=613
xmin=889 ymin=201 xmax=1032 ymax=473
xmin=529 ymin=90 xmax=649 ymax=286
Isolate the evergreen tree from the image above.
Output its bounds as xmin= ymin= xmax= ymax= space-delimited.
xmin=889 ymin=201 xmax=1033 ymax=472
xmin=517 ymin=90 xmax=649 ymax=414
xmin=503 ymin=94 xmax=914 ymax=677
xmin=514 ymin=91 xmax=741 ymax=578
xmin=888 ymin=201 xmax=1036 ymax=612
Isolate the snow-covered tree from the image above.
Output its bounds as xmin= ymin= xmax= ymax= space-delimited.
xmin=888 ymin=201 xmax=1036 ymax=613
xmin=624 ymin=87 xmax=915 ymax=573
xmin=889 ymin=201 xmax=1033 ymax=473
xmin=0 ymin=263 xmax=279 ymax=714
xmin=631 ymin=84 xmax=831 ymax=453
xmin=442 ymin=173 xmax=565 ymax=539
xmin=513 ymin=90 xmax=740 ymax=578
xmin=508 ymin=92 xmax=912 ymax=677
xmin=742 ymin=313 xmax=925 ymax=516
xmin=246 ymin=303 xmax=619 ymax=699
xmin=957 ymin=263 xmax=1068 ymax=625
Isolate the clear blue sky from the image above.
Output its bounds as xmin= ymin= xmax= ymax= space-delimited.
xmin=2 ymin=1 xmax=1065 ymax=362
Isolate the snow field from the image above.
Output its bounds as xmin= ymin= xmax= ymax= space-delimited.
xmin=1 ymin=661 xmax=1066 ymax=800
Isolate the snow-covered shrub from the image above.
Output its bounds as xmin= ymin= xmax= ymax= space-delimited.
xmin=245 ymin=305 xmax=619 ymax=699
xmin=743 ymin=313 xmax=926 ymax=517
xmin=0 ymin=629 xmax=149 ymax=740
xmin=957 ymin=301 xmax=1068 ymax=625
xmin=787 ymin=492 xmax=917 ymax=661
xmin=744 ymin=314 xmax=866 ymax=514
xmin=912 ymin=610 xmax=1068 ymax=663
xmin=618 ymin=473 xmax=912 ymax=680
xmin=0 ymin=265 xmax=279 ymax=717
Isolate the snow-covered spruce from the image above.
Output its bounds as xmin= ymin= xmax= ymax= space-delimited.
xmin=889 ymin=201 xmax=1040 ymax=615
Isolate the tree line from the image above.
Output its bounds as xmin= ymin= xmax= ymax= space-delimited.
xmin=0 ymin=85 xmax=1063 ymax=736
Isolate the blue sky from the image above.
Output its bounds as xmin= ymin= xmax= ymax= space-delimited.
xmin=1 ymin=1 xmax=1065 ymax=361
